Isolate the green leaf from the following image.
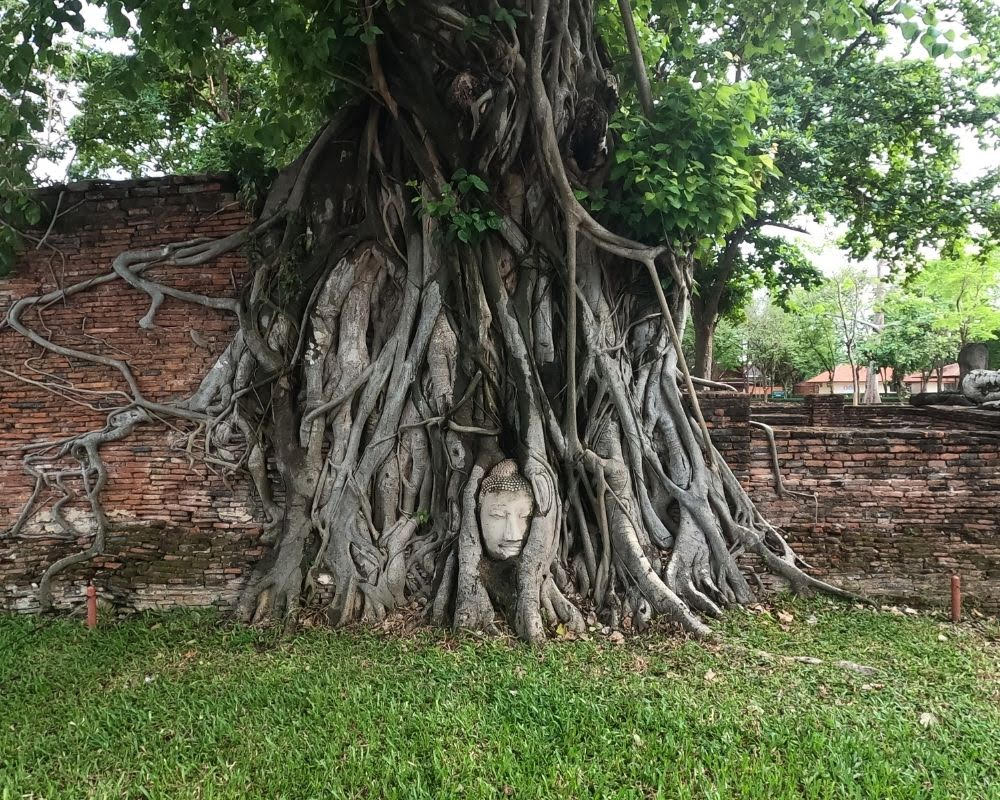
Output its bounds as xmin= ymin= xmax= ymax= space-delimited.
xmin=107 ymin=2 xmax=131 ymax=37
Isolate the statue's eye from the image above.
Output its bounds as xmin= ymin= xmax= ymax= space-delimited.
xmin=490 ymin=511 xmax=506 ymax=519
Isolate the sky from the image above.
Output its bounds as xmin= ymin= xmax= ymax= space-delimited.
xmin=34 ymin=3 xmax=1000 ymax=281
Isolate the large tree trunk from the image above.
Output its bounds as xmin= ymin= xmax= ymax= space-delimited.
xmin=7 ymin=0 xmax=848 ymax=641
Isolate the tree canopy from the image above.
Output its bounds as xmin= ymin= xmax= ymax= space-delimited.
xmin=4 ymin=0 xmax=998 ymax=273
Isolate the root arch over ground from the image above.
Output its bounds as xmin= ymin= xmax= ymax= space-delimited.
xmin=3 ymin=0 xmax=852 ymax=642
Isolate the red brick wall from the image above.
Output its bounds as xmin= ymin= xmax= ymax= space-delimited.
xmin=2 ymin=180 xmax=997 ymax=616
xmin=1 ymin=176 xmax=263 ymax=613
xmin=695 ymin=392 xmax=751 ymax=481
xmin=749 ymin=427 xmax=1000 ymax=611
xmin=803 ymin=394 xmax=998 ymax=431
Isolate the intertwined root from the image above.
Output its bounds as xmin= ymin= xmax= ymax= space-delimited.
xmin=2 ymin=0 xmax=854 ymax=640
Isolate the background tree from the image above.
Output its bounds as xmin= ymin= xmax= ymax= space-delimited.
xmin=2 ymin=0 xmax=992 ymax=640
xmin=786 ymin=283 xmax=846 ymax=395
xmin=685 ymin=0 xmax=1000 ymax=378
xmin=741 ymin=298 xmax=799 ymax=396
xmin=908 ymin=249 xmax=1000 ymax=352
xmin=865 ymin=291 xmax=958 ymax=394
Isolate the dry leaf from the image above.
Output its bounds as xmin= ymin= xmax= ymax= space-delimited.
xmin=777 ymin=611 xmax=795 ymax=624
xmin=918 ymin=712 xmax=938 ymax=728
xmin=704 ymin=669 xmax=718 ymax=683
xmin=609 ymin=631 xmax=625 ymax=645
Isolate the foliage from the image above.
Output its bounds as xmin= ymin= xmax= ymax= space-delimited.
xmin=61 ymin=35 xmax=318 ymax=179
xmin=590 ymin=78 xmax=776 ymax=258
xmin=741 ymin=299 xmax=802 ymax=390
xmin=410 ymin=170 xmax=503 ymax=245
xmin=2 ymin=601 xmax=999 ymax=798
xmin=0 ymin=0 xmax=86 ymax=270
xmin=785 ymin=283 xmax=848 ymax=385
xmin=906 ymin=249 xmax=1000 ymax=348
xmin=866 ymin=292 xmax=960 ymax=391
xmin=865 ymin=249 xmax=1000 ymax=386
xmin=711 ymin=315 xmax=746 ymax=375
xmin=791 ymin=270 xmax=877 ymax=399
xmin=683 ymin=0 xmax=1000 ymax=375
xmin=6 ymin=0 xmax=996 ymax=278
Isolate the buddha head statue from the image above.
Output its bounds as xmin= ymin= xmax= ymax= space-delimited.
xmin=478 ymin=459 xmax=534 ymax=561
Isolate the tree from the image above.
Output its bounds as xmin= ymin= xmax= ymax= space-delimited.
xmin=826 ymin=269 xmax=879 ymax=405
xmin=0 ymin=0 xmax=940 ymax=640
xmin=686 ymin=0 xmax=1000 ymax=378
xmin=786 ymin=284 xmax=846 ymax=396
xmin=742 ymin=299 xmax=799 ymax=396
xmin=710 ymin=315 xmax=745 ymax=379
xmin=866 ymin=290 xmax=959 ymax=394
xmin=909 ymin=249 xmax=1000 ymax=351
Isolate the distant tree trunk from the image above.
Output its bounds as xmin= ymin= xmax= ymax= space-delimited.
xmin=690 ymin=293 xmax=719 ymax=379
xmin=846 ymin=351 xmax=859 ymax=406
xmin=862 ymin=360 xmax=881 ymax=404
xmin=936 ymin=365 xmax=944 ymax=392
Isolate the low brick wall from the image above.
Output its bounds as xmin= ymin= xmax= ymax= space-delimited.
xmin=750 ymin=426 xmax=1000 ymax=611
xmin=803 ymin=394 xmax=998 ymax=431
xmin=1 ymin=176 xmax=262 ymax=613
xmin=697 ymin=392 xmax=751 ymax=481
xmin=1 ymin=176 xmax=997 ymax=616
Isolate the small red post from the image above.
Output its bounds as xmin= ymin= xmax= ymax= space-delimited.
xmin=950 ymin=575 xmax=961 ymax=624
xmin=85 ymin=583 xmax=97 ymax=630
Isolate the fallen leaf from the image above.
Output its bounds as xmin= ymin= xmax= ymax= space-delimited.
xmin=919 ymin=712 xmax=938 ymax=728
xmin=609 ymin=631 xmax=625 ymax=645
xmin=937 ymin=634 xmax=948 ymax=642
xmin=777 ymin=611 xmax=795 ymax=624
xmin=704 ymin=669 xmax=719 ymax=683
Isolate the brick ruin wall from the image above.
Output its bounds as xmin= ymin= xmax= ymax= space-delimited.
xmin=2 ymin=177 xmax=998 ymax=615
xmin=1 ymin=176 xmax=265 ymax=613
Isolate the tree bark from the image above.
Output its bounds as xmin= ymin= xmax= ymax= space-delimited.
xmin=6 ymin=0 xmax=851 ymax=640
xmin=691 ymin=295 xmax=718 ymax=380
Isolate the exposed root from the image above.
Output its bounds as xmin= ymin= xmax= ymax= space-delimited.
xmin=4 ymin=0 xmax=855 ymax=635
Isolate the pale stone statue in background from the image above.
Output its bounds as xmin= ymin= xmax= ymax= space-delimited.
xmin=961 ymin=369 xmax=1000 ymax=408
xmin=911 ymin=342 xmax=1000 ymax=410
xmin=478 ymin=459 xmax=534 ymax=561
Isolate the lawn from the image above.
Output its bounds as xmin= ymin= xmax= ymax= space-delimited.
xmin=1 ymin=599 xmax=998 ymax=800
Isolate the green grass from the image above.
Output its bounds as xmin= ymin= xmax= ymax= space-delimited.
xmin=1 ymin=599 xmax=998 ymax=800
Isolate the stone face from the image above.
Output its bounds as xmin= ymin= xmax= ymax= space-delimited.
xmin=478 ymin=460 xmax=534 ymax=561
xmin=1 ymin=176 xmax=997 ymax=616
